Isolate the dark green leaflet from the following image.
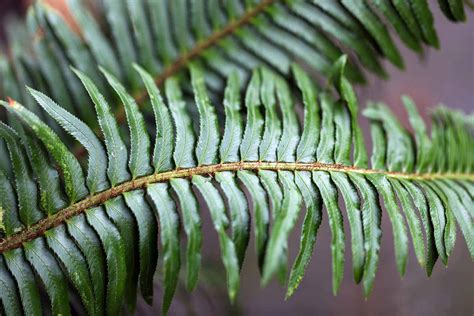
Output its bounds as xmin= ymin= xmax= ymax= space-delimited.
xmin=348 ymin=173 xmax=381 ymax=297
xmin=165 ymin=78 xmax=195 ymax=168
xmin=367 ymin=173 xmax=408 ymax=276
xmin=333 ymin=100 xmax=352 ymax=165
xmin=409 ymin=0 xmax=439 ymax=47
xmin=147 ymin=183 xmax=180 ymax=314
xmin=251 ymin=15 xmax=329 ymax=89
xmin=369 ymin=119 xmax=386 ymax=170
xmin=24 ymin=238 xmax=70 ymax=316
xmin=103 ymin=198 xmax=139 ymax=311
xmin=216 ymin=172 xmax=250 ymax=269
xmin=389 ymin=179 xmax=426 ymax=269
xmin=0 ymin=174 xmax=22 ymax=236
xmin=240 ymin=70 xmax=263 ymax=161
xmin=316 ymin=93 xmax=336 ymax=163
xmin=192 ymin=175 xmax=239 ymax=302
xmin=399 ymin=180 xmax=438 ymax=276
xmin=259 ymin=68 xmax=281 ymax=161
xmin=86 ymin=207 xmax=127 ymax=316
xmin=313 ymin=171 xmax=345 ymax=295
xmin=45 ymin=226 xmax=95 ymax=315
xmin=34 ymin=4 xmax=95 ymax=124
xmin=276 ymin=77 xmax=300 ymax=162
xmin=292 ymin=64 xmax=320 ymax=163
xmin=287 ymin=171 xmax=322 ymax=298
xmin=170 ymin=178 xmax=202 ymax=291
xmin=191 ymin=64 xmax=220 ymax=165
xmin=3 ymin=249 xmax=42 ymax=316
xmin=220 ymin=71 xmax=243 ymax=163
xmin=417 ymin=182 xmax=448 ymax=264
xmin=123 ymin=190 xmax=158 ymax=303
xmin=0 ymin=53 xmax=21 ymax=105
xmin=262 ymin=171 xmax=302 ymax=286
xmin=330 ymin=59 xmax=352 ymax=165
xmin=331 ymin=172 xmax=364 ymax=283
xmin=67 ymin=215 xmax=107 ymax=316
xmin=8 ymin=16 xmax=41 ymax=97
xmin=258 ymin=169 xmax=287 ymax=284
xmin=136 ymin=67 xmax=175 ymax=173
xmin=236 ymin=28 xmax=290 ymax=75
xmin=73 ymin=69 xmax=131 ymax=186
xmin=237 ymin=171 xmax=270 ymax=271
xmin=101 ymin=68 xmax=153 ymax=178
xmin=437 ymin=0 xmax=466 ymax=21
xmin=424 ymin=181 xmax=456 ymax=259
xmin=0 ymin=256 xmax=22 ymax=316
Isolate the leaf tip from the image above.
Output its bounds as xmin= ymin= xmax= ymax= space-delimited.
xmin=6 ymin=97 xmax=15 ymax=107
xmin=132 ymin=62 xmax=144 ymax=73
xmin=98 ymin=66 xmax=114 ymax=81
xmin=69 ymin=65 xmax=79 ymax=73
xmin=260 ymin=274 xmax=270 ymax=288
xmin=285 ymin=287 xmax=296 ymax=300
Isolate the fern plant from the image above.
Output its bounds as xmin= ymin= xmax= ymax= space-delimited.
xmin=0 ymin=0 xmax=472 ymax=315
xmin=0 ymin=56 xmax=472 ymax=315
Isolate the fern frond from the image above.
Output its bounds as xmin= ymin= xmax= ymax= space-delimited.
xmin=0 ymin=0 xmax=470 ymax=133
xmin=0 ymin=58 xmax=472 ymax=315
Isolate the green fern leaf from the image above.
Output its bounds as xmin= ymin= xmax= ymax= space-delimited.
xmin=3 ymin=249 xmax=42 ymax=316
xmin=147 ymin=183 xmax=180 ymax=314
xmin=0 ymin=58 xmax=472 ymax=315
xmin=0 ymin=256 xmax=22 ymax=315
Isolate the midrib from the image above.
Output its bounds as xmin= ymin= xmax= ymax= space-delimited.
xmin=0 ymin=160 xmax=471 ymax=253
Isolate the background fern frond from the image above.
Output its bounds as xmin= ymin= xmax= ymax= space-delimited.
xmin=0 ymin=0 xmax=470 ymax=137
xmin=0 ymin=58 xmax=472 ymax=315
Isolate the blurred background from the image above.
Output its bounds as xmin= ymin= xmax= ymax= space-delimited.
xmin=0 ymin=1 xmax=473 ymax=315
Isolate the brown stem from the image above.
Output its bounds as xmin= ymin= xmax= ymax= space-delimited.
xmin=0 ymin=160 xmax=471 ymax=253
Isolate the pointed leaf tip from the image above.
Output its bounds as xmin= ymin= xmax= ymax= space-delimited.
xmin=6 ymin=97 xmax=16 ymax=107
